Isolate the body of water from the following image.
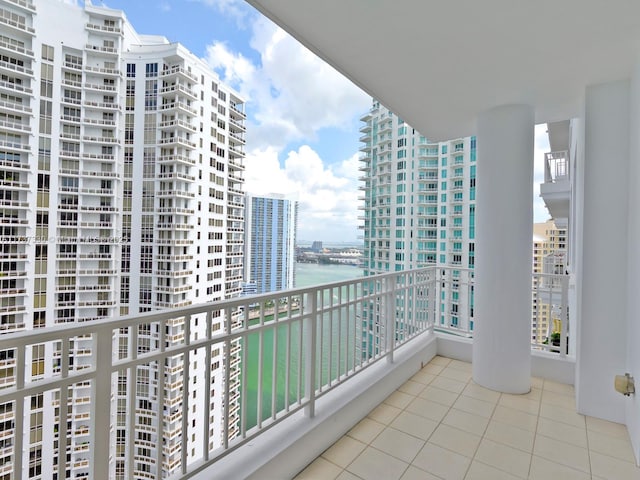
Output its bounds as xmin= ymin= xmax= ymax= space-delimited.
xmin=295 ymin=262 xmax=363 ymax=288
xmin=242 ymin=262 xmax=363 ymax=430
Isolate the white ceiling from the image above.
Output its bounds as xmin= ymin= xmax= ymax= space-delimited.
xmin=246 ymin=0 xmax=640 ymax=140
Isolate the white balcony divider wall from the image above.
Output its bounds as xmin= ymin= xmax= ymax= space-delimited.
xmin=0 ymin=267 xmax=570 ymax=479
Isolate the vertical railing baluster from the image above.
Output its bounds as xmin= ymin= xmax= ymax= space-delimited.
xmin=256 ymin=308 xmax=264 ymax=429
xmin=271 ymin=298 xmax=278 ymax=420
xmin=181 ymin=314 xmax=191 ymax=474
xmin=318 ymin=288 xmax=324 ymax=391
xmin=92 ymin=327 xmax=112 ymax=479
xmin=14 ymin=342 xmax=24 ymax=478
xmin=127 ymin=325 xmax=138 ymax=479
xmin=284 ymin=297 xmax=292 ymax=413
xmin=328 ymin=287 xmax=334 ymax=387
xmin=156 ymin=317 xmax=166 ymax=476
xmin=304 ymin=290 xmax=318 ymax=418
xmin=58 ymin=337 xmax=70 ymax=479
xmin=240 ymin=309 xmax=248 ymax=437
xmin=203 ymin=310 xmax=213 ymax=458
xmin=222 ymin=311 xmax=231 ymax=448
xmin=337 ymin=286 xmax=343 ymax=381
xmin=352 ymin=282 xmax=358 ymax=371
xmin=297 ymin=296 xmax=303 ymax=405
xmin=535 ymin=274 xmax=542 ymax=350
xmin=386 ymin=275 xmax=397 ymax=364
xmin=560 ymin=275 xmax=569 ymax=357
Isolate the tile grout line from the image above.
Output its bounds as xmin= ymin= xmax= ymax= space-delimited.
xmin=526 ymin=377 xmax=544 ymax=480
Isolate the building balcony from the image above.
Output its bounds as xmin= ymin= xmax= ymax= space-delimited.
xmin=4 ymin=0 xmax=36 ymax=13
xmin=82 ymin=135 xmax=119 ymax=144
xmin=83 ymin=100 xmax=120 ymax=110
xmin=158 ymin=136 xmax=196 ymax=149
xmin=0 ymin=38 xmax=33 ymax=60
xmin=85 ymin=22 xmax=123 ymax=35
xmin=0 ymin=266 xmax=594 ymax=480
xmin=228 ymin=116 xmax=246 ymax=132
xmin=83 ymin=65 xmax=120 ymax=76
xmin=539 ymin=149 xmax=571 ymax=228
xmin=0 ymin=98 xmax=31 ymax=116
xmin=0 ymin=139 xmax=29 ymax=152
xmin=158 ymin=153 xmax=195 ymax=166
xmin=157 ymin=171 xmax=195 ymax=182
xmin=83 ymin=82 xmax=117 ymax=93
xmin=85 ymin=43 xmax=118 ymax=56
xmin=229 ymin=130 xmax=246 ymax=145
xmin=229 ymin=103 xmax=246 ymax=119
xmin=159 ymin=83 xmax=198 ymax=100
xmin=158 ymin=118 xmax=197 ymax=133
xmin=161 ymin=65 xmax=199 ymax=83
xmin=294 ymin=356 xmax=638 ymax=480
xmin=0 ymin=14 xmax=35 ymax=35
xmin=156 ymin=189 xmax=194 ymax=198
xmin=0 ymin=79 xmax=32 ymax=95
xmin=160 ymin=101 xmax=197 ymax=116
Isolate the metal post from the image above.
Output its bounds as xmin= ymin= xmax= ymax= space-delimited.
xmin=92 ymin=327 xmax=113 ymax=479
xmin=14 ymin=345 xmax=24 ymax=479
xmin=304 ymin=291 xmax=318 ymax=418
xmin=386 ymin=275 xmax=397 ymax=364
xmin=560 ymin=275 xmax=569 ymax=357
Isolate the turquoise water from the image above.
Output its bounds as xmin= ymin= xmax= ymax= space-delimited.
xmin=242 ymin=263 xmax=363 ymax=430
xmin=295 ymin=262 xmax=364 ymax=288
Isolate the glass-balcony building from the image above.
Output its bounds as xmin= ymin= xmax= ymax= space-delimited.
xmin=244 ymin=194 xmax=297 ymax=294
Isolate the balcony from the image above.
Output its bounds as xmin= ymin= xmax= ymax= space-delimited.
xmin=4 ymin=0 xmax=36 ymax=12
xmin=0 ymin=266 xmax=590 ymax=480
xmin=294 ymin=356 xmax=639 ymax=480
xmin=539 ymin=149 xmax=571 ymax=228
xmin=85 ymin=22 xmax=122 ymax=35
xmin=0 ymin=38 xmax=33 ymax=59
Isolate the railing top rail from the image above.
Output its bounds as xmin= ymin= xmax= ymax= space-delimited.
xmin=533 ymin=272 xmax=568 ymax=279
xmin=0 ymin=266 xmax=446 ymax=349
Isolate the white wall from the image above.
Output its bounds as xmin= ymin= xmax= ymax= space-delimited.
xmin=577 ymin=80 xmax=630 ymax=423
xmin=627 ymin=59 xmax=640 ymax=464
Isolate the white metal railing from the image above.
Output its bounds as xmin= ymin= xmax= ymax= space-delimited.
xmin=544 ymin=150 xmax=569 ymax=183
xmin=531 ymin=272 xmax=570 ymax=355
xmin=0 ymin=266 xmax=569 ymax=479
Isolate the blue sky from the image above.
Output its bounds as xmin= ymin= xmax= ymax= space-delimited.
xmin=93 ymin=0 xmax=550 ymax=242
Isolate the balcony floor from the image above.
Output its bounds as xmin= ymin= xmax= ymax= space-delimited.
xmin=294 ymin=356 xmax=640 ymax=480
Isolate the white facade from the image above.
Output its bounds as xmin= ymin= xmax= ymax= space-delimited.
xmin=359 ymin=99 xmax=476 ymax=332
xmin=0 ymin=0 xmax=245 ymax=478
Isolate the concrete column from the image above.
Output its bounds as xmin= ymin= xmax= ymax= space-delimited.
xmin=576 ymin=80 xmax=630 ymax=423
xmin=472 ymin=104 xmax=534 ymax=394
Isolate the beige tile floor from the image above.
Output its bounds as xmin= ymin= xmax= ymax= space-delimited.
xmin=294 ymin=356 xmax=640 ymax=480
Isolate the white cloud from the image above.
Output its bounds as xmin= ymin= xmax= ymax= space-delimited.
xmin=205 ymin=16 xmax=370 ymax=151
xmin=189 ymin=0 xmax=252 ymax=28
xmin=533 ymin=123 xmax=551 ymax=223
xmin=200 ymin=11 xmax=369 ymax=242
xmin=245 ymin=146 xmax=360 ymax=243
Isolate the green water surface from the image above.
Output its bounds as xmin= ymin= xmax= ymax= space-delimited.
xmin=241 ymin=263 xmax=363 ymax=429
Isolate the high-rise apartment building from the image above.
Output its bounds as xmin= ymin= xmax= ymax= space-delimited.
xmin=0 ymin=0 xmax=245 ymax=478
xmin=359 ymin=99 xmax=476 ymax=333
xmin=244 ymin=194 xmax=297 ymax=294
xmin=532 ymin=220 xmax=567 ymax=345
